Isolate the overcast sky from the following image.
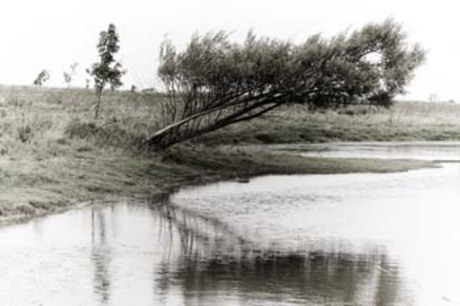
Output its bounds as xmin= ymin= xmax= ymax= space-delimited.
xmin=1 ymin=0 xmax=458 ymax=101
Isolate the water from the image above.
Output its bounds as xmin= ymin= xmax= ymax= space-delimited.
xmin=1 ymin=143 xmax=460 ymax=305
xmin=270 ymin=141 xmax=460 ymax=161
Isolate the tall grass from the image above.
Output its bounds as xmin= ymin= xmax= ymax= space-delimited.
xmin=0 ymin=85 xmax=166 ymax=152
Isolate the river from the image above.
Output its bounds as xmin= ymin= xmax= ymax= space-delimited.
xmin=1 ymin=142 xmax=460 ymax=306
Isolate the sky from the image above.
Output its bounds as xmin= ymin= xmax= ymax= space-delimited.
xmin=0 ymin=0 xmax=459 ymax=101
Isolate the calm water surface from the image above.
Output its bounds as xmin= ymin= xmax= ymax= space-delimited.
xmin=272 ymin=141 xmax=460 ymax=161
xmin=1 ymin=143 xmax=460 ymax=306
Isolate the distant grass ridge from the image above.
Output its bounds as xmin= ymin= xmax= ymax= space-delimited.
xmin=196 ymin=102 xmax=460 ymax=145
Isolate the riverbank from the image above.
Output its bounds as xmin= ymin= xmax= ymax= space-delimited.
xmin=0 ymin=140 xmax=436 ymax=221
xmin=0 ymin=85 xmax=447 ymax=220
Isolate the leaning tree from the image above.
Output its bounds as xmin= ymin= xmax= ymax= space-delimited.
xmin=146 ymin=19 xmax=425 ymax=150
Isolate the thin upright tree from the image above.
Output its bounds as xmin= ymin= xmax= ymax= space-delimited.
xmin=88 ymin=24 xmax=125 ymax=119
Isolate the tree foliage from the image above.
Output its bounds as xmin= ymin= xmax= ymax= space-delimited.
xmin=63 ymin=62 xmax=78 ymax=88
xmin=88 ymin=24 xmax=125 ymax=119
xmin=33 ymin=69 xmax=50 ymax=86
xmin=147 ymin=19 xmax=425 ymax=150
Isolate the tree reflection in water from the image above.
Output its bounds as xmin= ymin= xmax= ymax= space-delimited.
xmin=91 ymin=208 xmax=112 ymax=305
xmin=150 ymin=202 xmax=406 ymax=306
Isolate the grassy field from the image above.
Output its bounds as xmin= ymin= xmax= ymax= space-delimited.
xmin=197 ymin=102 xmax=460 ymax=145
xmin=0 ymin=85 xmax=445 ymax=220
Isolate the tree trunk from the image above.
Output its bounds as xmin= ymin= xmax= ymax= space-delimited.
xmin=94 ymin=89 xmax=102 ymax=120
xmin=146 ymin=99 xmax=282 ymax=151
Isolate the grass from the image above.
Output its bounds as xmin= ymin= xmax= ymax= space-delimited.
xmin=196 ymin=102 xmax=460 ymax=145
xmin=0 ymin=85 xmax=447 ymax=220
